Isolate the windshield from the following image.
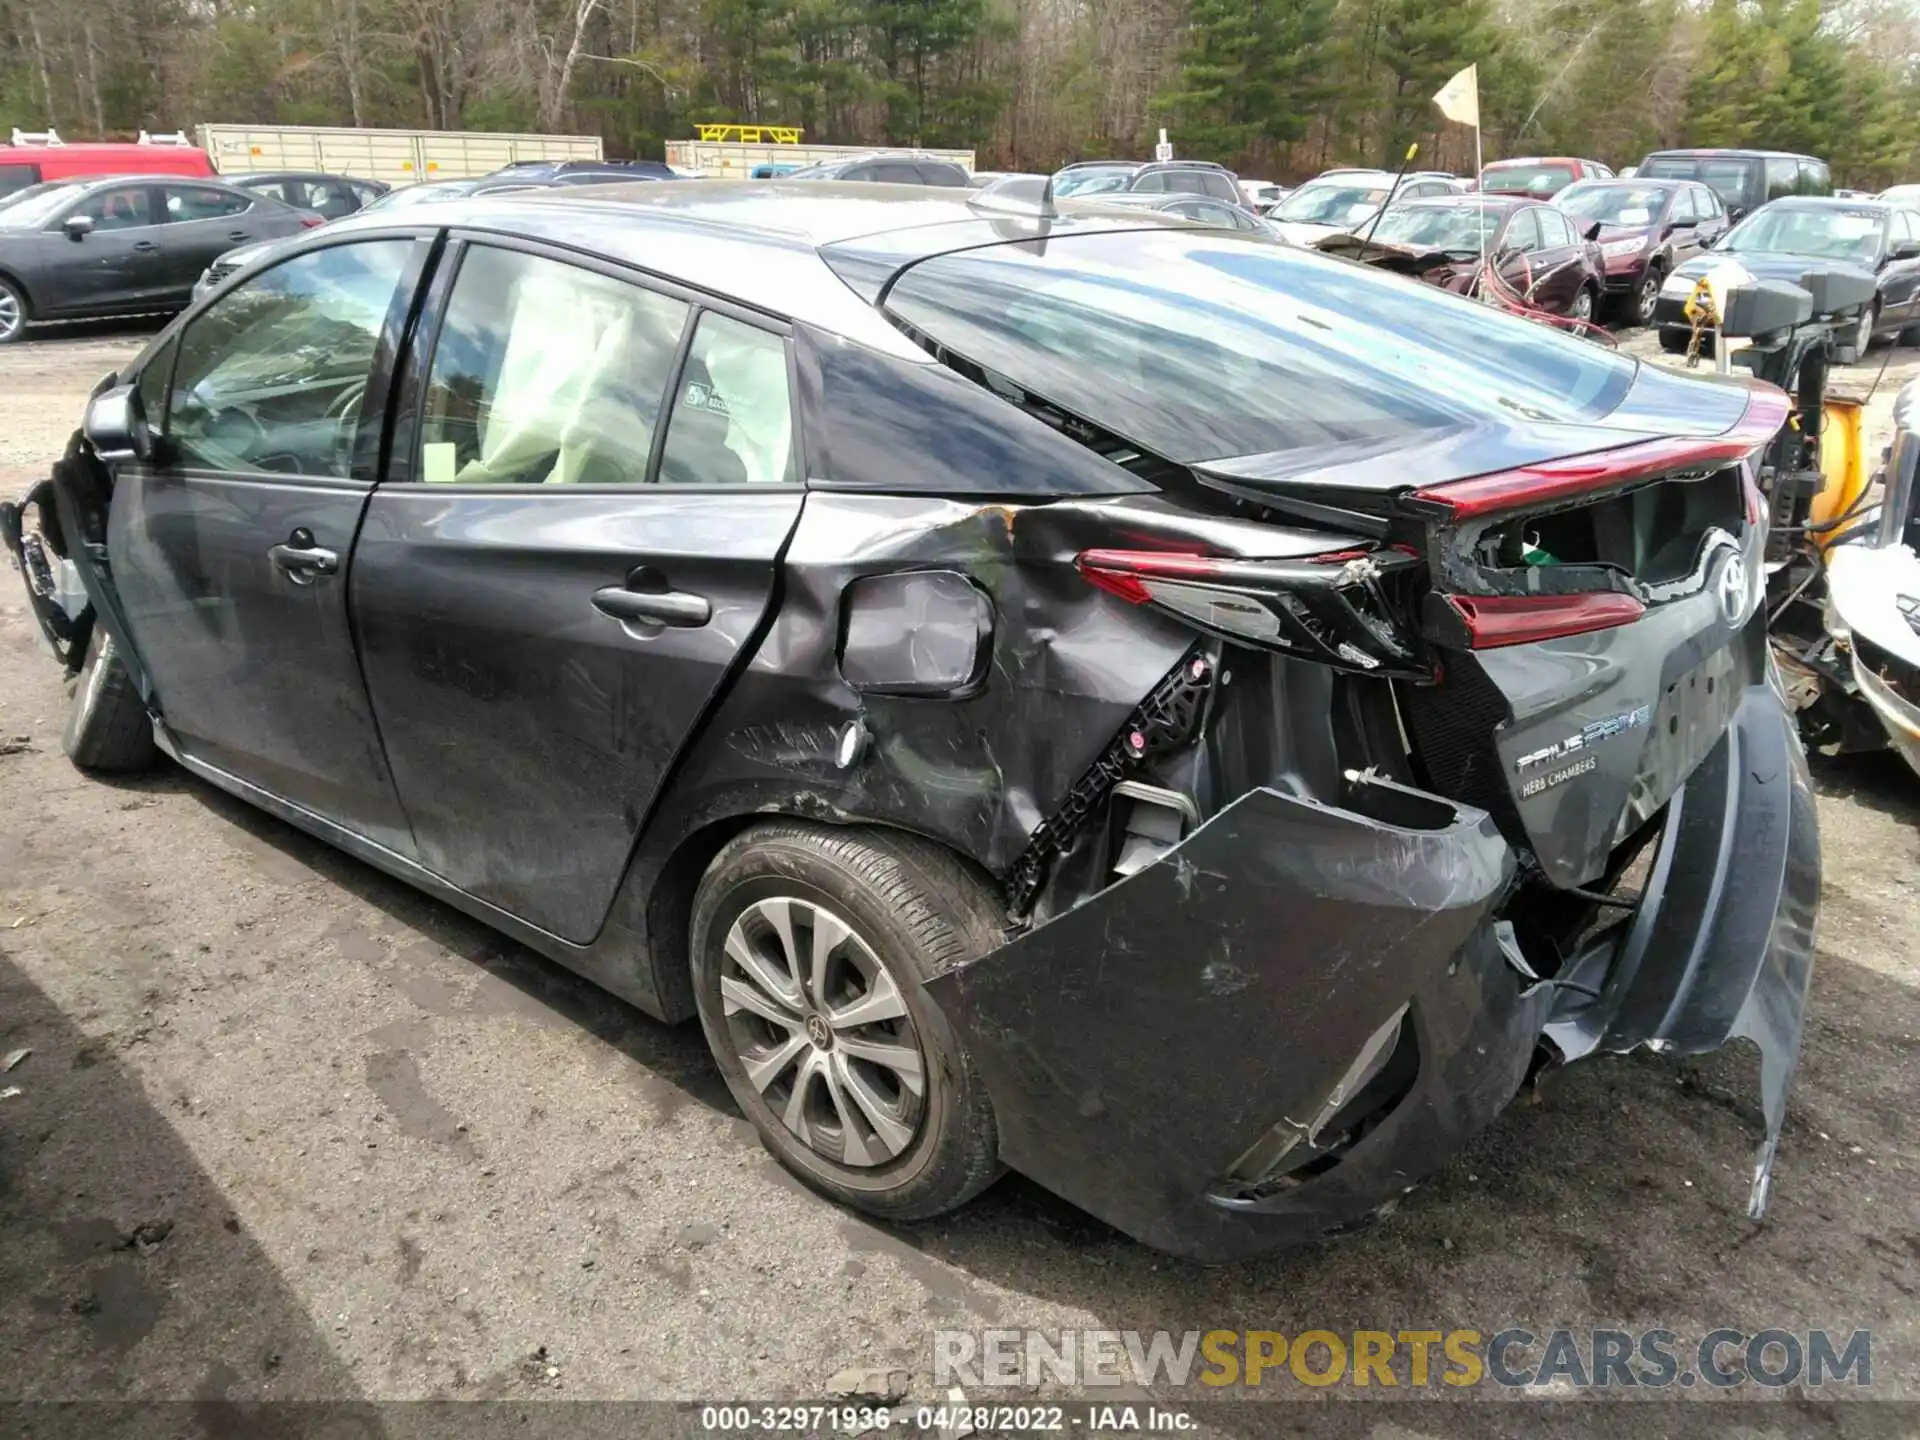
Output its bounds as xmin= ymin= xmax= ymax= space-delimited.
xmin=1724 ymin=205 xmax=1883 ymax=260
xmin=1053 ymin=167 xmax=1135 ymax=198
xmin=1481 ymin=164 xmax=1576 ymax=195
xmin=1366 ymin=205 xmax=1499 ymax=252
xmin=0 ymin=183 xmax=86 ymax=229
xmin=1557 ymin=184 xmax=1668 ymax=227
xmin=882 ymin=228 xmax=1635 ymax=465
xmin=1271 ymin=181 xmax=1392 ymax=225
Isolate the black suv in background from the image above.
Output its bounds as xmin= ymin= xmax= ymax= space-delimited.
xmin=786 ymin=152 xmax=970 ymax=186
xmin=1637 ymin=149 xmax=1831 ymax=220
xmin=1051 ymin=159 xmax=1253 ymax=210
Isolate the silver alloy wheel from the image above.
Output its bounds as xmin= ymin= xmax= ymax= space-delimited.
xmin=1636 ymin=273 xmax=1660 ymax=326
xmin=1572 ymin=288 xmax=1594 ymax=322
xmin=1855 ymin=304 xmax=1876 ymax=356
xmin=720 ymin=896 xmax=927 ymax=1168
xmin=0 ymin=285 xmax=21 ymax=342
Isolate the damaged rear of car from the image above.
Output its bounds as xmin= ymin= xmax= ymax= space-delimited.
xmin=3 ymin=190 xmax=1818 ymax=1262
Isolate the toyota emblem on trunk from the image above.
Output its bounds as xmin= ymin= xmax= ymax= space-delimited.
xmin=1718 ymin=553 xmax=1749 ymax=625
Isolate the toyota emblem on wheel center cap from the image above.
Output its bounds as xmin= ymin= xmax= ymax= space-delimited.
xmin=805 ymin=1014 xmax=834 ymax=1050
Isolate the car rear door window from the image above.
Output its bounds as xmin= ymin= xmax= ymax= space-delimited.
xmin=1699 ymin=160 xmax=1755 ymax=210
xmin=873 ymin=163 xmax=923 ymax=184
xmin=1132 ymin=171 xmax=1170 ymax=194
xmin=243 ymin=179 xmax=292 ymax=204
xmin=166 ymin=240 xmax=413 ymax=476
xmin=74 ymin=185 xmax=154 ymax=231
xmin=0 ymin=162 xmax=40 ymax=198
xmin=304 ymin=179 xmax=360 ymax=218
xmin=1800 ymin=160 xmax=1831 ymax=195
xmin=916 ymin=163 xmax=966 ymax=187
xmin=657 ymin=312 xmax=794 ymax=486
xmin=417 ymin=244 xmax=690 ymax=486
xmin=1766 ymin=158 xmax=1801 ymax=201
xmin=164 ymin=186 xmax=250 ymax=222
xmin=1199 ymin=172 xmax=1241 ymax=203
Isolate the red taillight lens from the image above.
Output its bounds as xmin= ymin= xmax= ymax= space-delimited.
xmin=1443 ymin=592 xmax=1645 ymax=648
xmin=298 ymin=215 xmax=325 ymax=229
xmin=1409 ymin=384 xmax=1792 ymax=521
xmin=1076 ymin=546 xmax=1427 ymax=676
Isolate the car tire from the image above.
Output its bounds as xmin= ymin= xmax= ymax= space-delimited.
xmin=1845 ymin=302 xmax=1880 ymax=364
xmin=690 ymin=820 xmax=1004 ymax=1222
xmin=1633 ymin=266 xmax=1663 ymax=327
xmin=63 ymin=627 xmax=156 ymax=773
xmin=0 ymin=275 xmax=27 ymax=345
xmin=1570 ymin=286 xmax=1596 ymax=324
xmin=1900 ymin=322 xmax=1920 ymax=348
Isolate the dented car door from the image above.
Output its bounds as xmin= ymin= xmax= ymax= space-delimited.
xmin=349 ymin=239 xmax=804 ymax=942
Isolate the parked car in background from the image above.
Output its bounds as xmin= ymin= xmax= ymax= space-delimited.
xmin=1239 ymin=179 xmax=1287 ymax=208
xmin=1637 ymin=149 xmax=1830 ymax=220
xmin=357 ymin=176 xmax=563 ymax=212
xmin=3 ymin=180 xmax=1819 ymax=1262
xmin=1051 ymin=159 xmax=1251 ymax=209
xmin=0 ymin=174 xmax=318 ymax=343
xmin=1878 ymin=182 xmax=1920 ymax=206
xmin=968 ymin=171 xmax=1046 ymax=189
xmin=1554 ymin=177 xmax=1729 ymax=324
xmin=493 ymin=158 xmax=675 ymax=182
xmin=1317 ymin=194 xmax=1605 ymax=320
xmin=0 ymin=130 xmax=215 ymax=200
xmin=752 ymin=162 xmax=805 ymax=178
xmin=1656 ymin=196 xmax=1920 ymax=357
xmin=229 ymin=172 xmax=389 ymax=219
xmin=1265 ymin=170 xmax=1462 ymax=244
xmin=1478 ymin=156 xmax=1613 ymax=196
xmin=1085 ymin=190 xmax=1278 ymax=235
xmin=787 ymin=152 xmax=970 ymax=186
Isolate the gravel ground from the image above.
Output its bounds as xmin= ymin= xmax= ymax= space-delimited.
xmin=2 ymin=318 xmax=1919 ymax=1430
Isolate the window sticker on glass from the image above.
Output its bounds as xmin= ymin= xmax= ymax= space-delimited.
xmin=422 ymin=441 xmax=458 ymax=484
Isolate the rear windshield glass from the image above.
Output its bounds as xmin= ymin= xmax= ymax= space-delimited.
xmin=1481 ymin=163 xmax=1576 ymax=195
xmin=883 ymin=229 xmax=1636 ymax=464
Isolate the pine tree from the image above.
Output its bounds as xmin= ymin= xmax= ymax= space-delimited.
xmin=1155 ymin=0 xmax=1338 ymax=167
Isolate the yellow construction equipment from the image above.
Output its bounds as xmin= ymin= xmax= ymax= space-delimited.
xmin=695 ymin=123 xmax=804 ymax=145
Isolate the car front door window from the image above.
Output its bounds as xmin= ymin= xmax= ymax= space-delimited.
xmin=418 ymin=244 xmax=690 ymax=486
xmin=72 ymin=186 xmax=154 ymax=231
xmin=1504 ymin=208 xmax=1543 ymax=252
xmin=166 ymin=240 xmax=413 ymax=477
xmin=164 ymin=186 xmax=251 ymax=222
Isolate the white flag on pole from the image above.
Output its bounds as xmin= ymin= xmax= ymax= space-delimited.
xmin=1433 ymin=64 xmax=1480 ymax=128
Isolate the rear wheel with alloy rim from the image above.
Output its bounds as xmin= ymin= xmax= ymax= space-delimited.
xmin=0 ymin=277 xmax=27 ymax=344
xmin=1847 ymin=301 xmax=1879 ymax=363
xmin=691 ymin=821 xmax=1005 ymax=1220
xmin=1570 ymin=287 xmax=1595 ymax=324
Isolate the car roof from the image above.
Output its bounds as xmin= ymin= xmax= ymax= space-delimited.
xmin=1765 ymin=196 xmax=1891 ymax=211
xmin=1397 ymin=193 xmax=1528 ymax=211
xmin=1644 ymin=148 xmax=1819 ymax=161
xmin=317 ymin=180 xmax=1193 ymax=357
xmin=1483 ymin=156 xmax=1586 ymax=166
xmin=1564 ymin=175 xmax=1690 ymax=189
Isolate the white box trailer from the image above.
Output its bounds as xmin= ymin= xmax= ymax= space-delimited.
xmin=196 ymin=124 xmax=603 ymax=186
xmin=665 ymin=138 xmax=974 ymax=180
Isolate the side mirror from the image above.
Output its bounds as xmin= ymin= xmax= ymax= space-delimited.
xmin=63 ymin=214 xmax=94 ymax=241
xmin=1890 ymin=240 xmax=1920 ymax=262
xmin=83 ymin=384 xmax=155 ymax=465
xmin=1583 ymin=220 xmax=1603 ymax=242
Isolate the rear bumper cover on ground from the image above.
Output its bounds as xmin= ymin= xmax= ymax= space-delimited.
xmin=927 ymin=686 xmax=1820 ymax=1261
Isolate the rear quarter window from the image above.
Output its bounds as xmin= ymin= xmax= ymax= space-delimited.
xmin=881 ymin=229 xmax=1636 ymax=464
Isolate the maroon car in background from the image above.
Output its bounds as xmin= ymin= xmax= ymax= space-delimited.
xmin=1478 ymin=156 xmax=1614 ymax=197
xmin=1555 ymin=177 xmax=1730 ymax=325
xmin=1319 ymin=194 xmax=1605 ymax=321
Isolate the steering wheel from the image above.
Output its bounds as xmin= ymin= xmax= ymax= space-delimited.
xmin=326 ymin=379 xmax=368 ymax=471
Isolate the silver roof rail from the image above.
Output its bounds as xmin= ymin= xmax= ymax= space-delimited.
xmin=9 ymin=127 xmax=63 ymax=147
xmin=137 ymin=130 xmax=191 ymax=146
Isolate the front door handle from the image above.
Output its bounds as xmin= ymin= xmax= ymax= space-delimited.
xmin=269 ymin=528 xmax=339 ymax=583
xmin=592 ymin=585 xmax=710 ymax=628
xmin=227 ymin=230 xmax=252 ymax=243
xmin=132 ymin=240 xmax=158 ymax=252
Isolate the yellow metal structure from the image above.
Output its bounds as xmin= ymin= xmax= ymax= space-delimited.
xmin=695 ymin=123 xmax=804 ymax=145
xmin=1812 ymin=396 xmax=1867 ymax=550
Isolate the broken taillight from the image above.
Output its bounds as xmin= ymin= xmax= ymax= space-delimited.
xmin=1075 ymin=547 xmax=1428 ymax=677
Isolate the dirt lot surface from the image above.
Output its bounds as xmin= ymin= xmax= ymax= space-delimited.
xmin=3 ymin=318 xmax=1920 ymax=1434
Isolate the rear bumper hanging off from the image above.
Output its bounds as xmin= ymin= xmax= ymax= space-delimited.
xmin=928 ymin=686 xmax=1820 ymax=1261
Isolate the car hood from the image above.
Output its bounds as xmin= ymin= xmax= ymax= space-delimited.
xmin=1268 ymin=219 xmax=1348 ymax=246
xmin=1671 ymin=249 xmax=1877 ymax=287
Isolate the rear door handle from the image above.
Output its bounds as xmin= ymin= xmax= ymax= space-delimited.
xmin=227 ymin=230 xmax=252 ymax=243
xmin=592 ymin=585 xmax=710 ymax=628
xmin=131 ymin=240 xmax=158 ymax=252
xmin=269 ymin=531 xmax=339 ymax=582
